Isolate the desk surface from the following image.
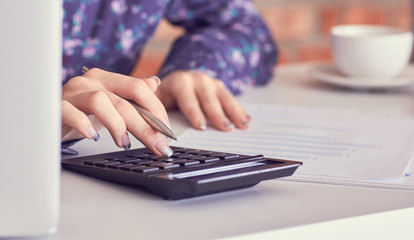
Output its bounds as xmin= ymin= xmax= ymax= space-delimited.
xmin=55 ymin=63 xmax=414 ymax=240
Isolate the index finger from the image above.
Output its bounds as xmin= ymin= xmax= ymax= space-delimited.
xmin=84 ymin=68 xmax=170 ymax=127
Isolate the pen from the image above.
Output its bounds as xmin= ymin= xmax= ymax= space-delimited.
xmin=82 ymin=66 xmax=177 ymax=140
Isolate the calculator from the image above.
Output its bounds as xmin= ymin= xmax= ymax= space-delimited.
xmin=61 ymin=146 xmax=302 ymax=200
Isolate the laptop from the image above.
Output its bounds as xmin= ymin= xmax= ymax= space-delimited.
xmin=0 ymin=0 xmax=61 ymax=237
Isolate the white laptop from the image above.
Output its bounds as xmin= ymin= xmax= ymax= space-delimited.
xmin=0 ymin=0 xmax=61 ymax=237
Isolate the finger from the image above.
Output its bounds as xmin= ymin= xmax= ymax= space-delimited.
xmin=218 ymin=85 xmax=251 ymax=129
xmin=174 ymin=81 xmax=207 ymax=130
xmin=196 ymin=81 xmax=233 ymax=132
xmin=106 ymin=92 xmax=173 ymax=157
xmin=66 ymin=91 xmax=129 ymax=149
xmin=88 ymin=69 xmax=169 ymax=124
xmin=141 ymin=76 xmax=161 ymax=93
xmin=61 ymin=100 xmax=100 ymax=141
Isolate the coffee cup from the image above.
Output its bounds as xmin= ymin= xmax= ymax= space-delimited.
xmin=331 ymin=24 xmax=413 ymax=78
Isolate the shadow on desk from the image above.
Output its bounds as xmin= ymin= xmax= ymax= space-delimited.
xmin=62 ymin=168 xmax=289 ymax=204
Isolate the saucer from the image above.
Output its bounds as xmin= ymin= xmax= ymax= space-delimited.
xmin=308 ymin=63 xmax=414 ymax=90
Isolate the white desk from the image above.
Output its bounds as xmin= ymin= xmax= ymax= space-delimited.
xmin=55 ymin=63 xmax=414 ymax=240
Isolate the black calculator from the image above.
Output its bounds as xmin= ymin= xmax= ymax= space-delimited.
xmin=61 ymin=146 xmax=302 ymax=200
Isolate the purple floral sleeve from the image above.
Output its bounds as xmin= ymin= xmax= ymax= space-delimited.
xmin=160 ymin=0 xmax=278 ymax=95
xmin=62 ymin=0 xmax=277 ymax=95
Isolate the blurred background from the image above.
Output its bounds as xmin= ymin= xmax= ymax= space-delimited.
xmin=132 ymin=0 xmax=413 ymax=77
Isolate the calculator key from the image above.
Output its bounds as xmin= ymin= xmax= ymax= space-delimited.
xmin=126 ymin=153 xmax=150 ymax=159
xmin=184 ymin=154 xmax=205 ymax=160
xmin=162 ymin=158 xmax=175 ymax=162
xmin=107 ymin=163 xmax=130 ymax=169
xmin=111 ymin=157 xmax=139 ymax=163
xmin=132 ymin=166 xmax=160 ymax=173
xmin=212 ymin=153 xmax=239 ymax=159
xmin=152 ymin=162 xmax=180 ymax=170
xmin=198 ymin=151 xmax=213 ymax=155
xmin=119 ymin=164 xmax=144 ymax=171
xmin=171 ymin=147 xmax=187 ymax=152
xmin=171 ymin=153 xmax=193 ymax=158
xmin=199 ymin=157 xmax=220 ymax=163
xmin=183 ymin=149 xmax=202 ymax=153
xmin=125 ymin=159 xmax=153 ymax=164
xmin=174 ymin=160 xmax=200 ymax=166
xmin=84 ymin=159 xmax=109 ymax=166
xmin=96 ymin=161 xmax=121 ymax=168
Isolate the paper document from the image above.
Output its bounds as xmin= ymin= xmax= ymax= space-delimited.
xmin=174 ymin=105 xmax=414 ymax=189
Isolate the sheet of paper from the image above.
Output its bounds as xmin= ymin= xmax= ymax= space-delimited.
xmin=173 ymin=105 xmax=414 ymax=189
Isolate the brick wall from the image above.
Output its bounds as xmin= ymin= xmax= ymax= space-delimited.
xmin=131 ymin=0 xmax=413 ymax=77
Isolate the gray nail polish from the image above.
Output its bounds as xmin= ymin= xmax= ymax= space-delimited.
xmin=225 ymin=122 xmax=234 ymax=130
xmin=121 ymin=134 xmax=131 ymax=151
xmin=155 ymin=139 xmax=173 ymax=157
xmin=88 ymin=126 xmax=100 ymax=141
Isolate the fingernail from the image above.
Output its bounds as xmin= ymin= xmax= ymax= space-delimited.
xmin=150 ymin=76 xmax=161 ymax=86
xmin=199 ymin=122 xmax=207 ymax=130
xmin=155 ymin=139 xmax=173 ymax=157
xmin=88 ymin=126 xmax=100 ymax=141
xmin=121 ymin=133 xmax=131 ymax=150
xmin=242 ymin=118 xmax=250 ymax=126
xmin=225 ymin=122 xmax=234 ymax=130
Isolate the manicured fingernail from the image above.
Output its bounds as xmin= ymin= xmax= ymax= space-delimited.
xmin=242 ymin=118 xmax=250 ymax=126
xmin=88 ymin=126 xmax=100 ymax=141
xmin=155 ymin=139 xmax=173 ymax=157
xmin=199 ymin=122 xmax=207 ymax=130
xmin=150 ymin=76 xmax=161 ymax=86
xmin=225 ymin=122 xmax=234 ymax=130
xmin=121 ymin=133 xmax=131 ymax=150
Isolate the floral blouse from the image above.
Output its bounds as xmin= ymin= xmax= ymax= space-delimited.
xmin=62 ymin=0 xmax=278 ymax=95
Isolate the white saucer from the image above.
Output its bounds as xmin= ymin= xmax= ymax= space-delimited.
xmin=308 ymin=63 xmax=414 ymax=90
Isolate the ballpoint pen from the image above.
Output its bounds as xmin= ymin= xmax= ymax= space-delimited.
xmin=81 ymin=66 xmax=177 ymax=140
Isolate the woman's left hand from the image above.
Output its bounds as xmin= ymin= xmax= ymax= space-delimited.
xmin=155 ymin=70 xmax=251 ymax=131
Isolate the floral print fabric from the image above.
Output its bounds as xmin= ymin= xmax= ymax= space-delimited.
xmin=63 ymin=0 xmax=277 ymax=95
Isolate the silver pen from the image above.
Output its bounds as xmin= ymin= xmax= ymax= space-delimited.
xmin=82 ymin=66 xmax=177 ymax=140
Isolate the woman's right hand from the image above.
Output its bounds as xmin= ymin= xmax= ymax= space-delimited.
xmin=61 ymin=68 xmax=173 ymax=157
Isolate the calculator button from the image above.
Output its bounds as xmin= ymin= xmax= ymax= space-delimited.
xmin=184 ymin=155 xmax=205 ymax=160
xmin=174 ymin=160 xmax=200 ymax=166
xmin=162 ymin=158 xmax=175 ymax=162
xmin=132 ymin=166 xmax=160 ymax=173
xmin=149 ymin=156 xmax=166 ymax=161
xmin=95 ymin=161 xmax=120 ymax=168
xmin=115 ymin=164 xmax=134 ymax=170
xmin=212 ymin=153 xmax=239 ymax=159
xmin=111 ymin=157 xmax=139 ymax=163
xmin=183 ymin=149 xmax=202 ymax=153
xmin=119 ymin=165 xmax=142 ymax=171
xmin=171 ymin=153 xmax=193 ymax=158
xmin=125 ymin=159 xmax=153 ymax=164
xmin=198 ymin=151 xmax=213 ymax=155
xmin=199 ymin=157 xmax=220 ymax=163
xmin=151 ymin=162 xmax=180 ymax=170
xmin=107 ymin=163 xmax=130 ymax=169
xmin=84 ymin=159 xmax=109 ymax=166
xmin=126 ymin=154 xmax=150 ymax=158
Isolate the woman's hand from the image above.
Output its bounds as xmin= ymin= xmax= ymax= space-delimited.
xmin=156 ymin=70 xmax=251 ymax=131
xmin=62 ymin=68 xmax=173 ymax=157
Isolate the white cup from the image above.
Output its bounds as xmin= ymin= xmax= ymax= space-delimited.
xmin=331 ymin=24 xmax=413 ymax=78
